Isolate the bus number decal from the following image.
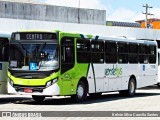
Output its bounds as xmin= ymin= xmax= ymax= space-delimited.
xmin=143 ymin=65 xmax=145 ymax=71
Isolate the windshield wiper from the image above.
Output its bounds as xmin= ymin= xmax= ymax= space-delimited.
xmin=37 ymin=56 xmax=48 ymax=70
xmin=38 ymin=42 xmax=46 ymax=52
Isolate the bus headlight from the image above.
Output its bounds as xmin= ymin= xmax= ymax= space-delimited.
xmin=8 ymin=78 xmax=14 ymax=87
xmin=46 ymin=81 xmax=52 ymax=87
xmin=46 ymin=78 xmax=58 ymax=88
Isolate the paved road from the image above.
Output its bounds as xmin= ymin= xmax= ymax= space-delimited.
xmin=0 ymin=85 xmax=160 ymax=120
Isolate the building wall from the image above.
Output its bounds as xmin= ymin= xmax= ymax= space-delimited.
xmin=1 ymin=18 xmax=160 ymax=41
xmin=140 ymin=21 xmax=160 ymax=29
xmin=0 ymin=1 xmax=106 ymax=25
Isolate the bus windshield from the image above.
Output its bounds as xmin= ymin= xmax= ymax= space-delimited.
xmin=9 ymin=42 xmax=59 ymax=71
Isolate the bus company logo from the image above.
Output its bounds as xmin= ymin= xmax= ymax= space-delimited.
xmin=64 ymin=73 xmax=70 ymax=79
xmin=105 ymin=65 xmax=122 ymax=77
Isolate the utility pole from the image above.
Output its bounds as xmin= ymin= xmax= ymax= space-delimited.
xmin=142 ymin=4 xmax=154 ymax=28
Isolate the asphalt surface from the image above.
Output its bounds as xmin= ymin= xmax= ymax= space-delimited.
xmin=0 ymin=85 xmax=160 ymax=120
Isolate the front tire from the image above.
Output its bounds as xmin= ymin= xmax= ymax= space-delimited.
xmin=71 ymin=81 xmax=87 ymax=102
xmin=32 ymin=95 xmax=45 ymax=102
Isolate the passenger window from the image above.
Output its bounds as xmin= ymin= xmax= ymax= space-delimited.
xmin=0 ymin=38 xmax=9 ymax=62
xmin=117 ymin=42 xmax=128 ymax=63
xmin=148 ymin=45 xmax=156 ymax=63
xmin=91 ymin=40 xmax=104 ymax=63
xmin=139 ymin=44 xmax=149 ymax=64
xmin=128 ymin=43 xmax=138 ymax=63
xmin=158 ymin=52 xmax=160 ymax=66
xmin=105 ymin=41 xmax=117 ymax=63
xmin=77 ymin=39 xmax=90 ymax=63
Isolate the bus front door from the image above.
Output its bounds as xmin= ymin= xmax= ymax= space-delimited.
xmin=60 ymin=37 xmax=75 ymax=95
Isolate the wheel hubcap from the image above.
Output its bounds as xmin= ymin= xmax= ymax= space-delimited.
xmin=130 ymin=81 xmax=135 ymax=94
xmin=77 ymin=85 xmax=84 ymax=99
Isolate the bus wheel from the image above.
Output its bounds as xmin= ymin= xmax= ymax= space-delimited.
xmin=157 ymin=83 xmax=160 ymax=87
xmin=32 ymin=95 xmax=45 ymax=102
xmin=71 ymin=81 xmax=87 ymax=102
xmin=128 ymin=78 xmax=136 ymax=96
xmin=119 ymin=78 xmax=136 ymax=97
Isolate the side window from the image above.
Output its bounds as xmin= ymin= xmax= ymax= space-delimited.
xmin=105 ymin=41 xmax=117 ymax=63
xmin=0 ymin=40 xmax=3 ymax=61
xmin=148 ymin=45 xmax=156 ymax=63
xmin=157 ymin=41 xmax=160 ymax=48
xmin=61 ymin=37 xmax=74 ymax=74
xmin=128 ymin=43 xmax=138 ymax=63
xmin=91 ymin=40 xmax=104 ymax=63
xmin=139 ymin=44 xmax=149 ymax=64
xmin=117 ymin=42 xmax=128 ymax=63
xmin=0 ymin=38 xmax=9 ymax=62
xmin=158 ymin=52 xmax=160 ymax=66
xmin=77 ymin=39 xmax=90 ymax=63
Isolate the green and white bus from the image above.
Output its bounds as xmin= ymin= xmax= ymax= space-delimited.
xmin=157 ymin=40 xmax=160 ymax=87
xmin=0 ymin=32 xmax=10 ymax=94
xmin=8 ymin=30 xmax=158 ymax=102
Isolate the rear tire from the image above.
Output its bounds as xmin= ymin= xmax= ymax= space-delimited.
xmin=128 ymin=78 xmax=136 ymax=96
xmin=71 ymin=81 xmax=87 ymax=102
xmin=32 ymin=95 xmax=45 ymax=102
xmin=119 ymin=78 xmax=136 ymax=97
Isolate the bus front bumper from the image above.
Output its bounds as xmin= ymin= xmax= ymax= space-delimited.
xmin=8 ymin=82 xmax=60 ymax=96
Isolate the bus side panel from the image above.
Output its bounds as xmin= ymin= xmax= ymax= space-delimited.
xmin=120 ymin=64 xmax=138 ymax=90
xmin=0 ymin=62 xmax=8 ymax=94
xmin=87 ymin=64 xmax=96 ymax=93
xmin=0 ymin=82 xmax=7 ymax=94
xmin=93 ymin=64 xmax=105 ymax=92
xmin=59 ymin=66 xmax=75 ymax=96
xmin=138 ymin=64 xmax=157 ymax=88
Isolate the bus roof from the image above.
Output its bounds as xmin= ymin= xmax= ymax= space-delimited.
xmin=98 ymin=36 xmax=157 ymax=44
xmin=0 ymin=31 xmax=11 ymax=38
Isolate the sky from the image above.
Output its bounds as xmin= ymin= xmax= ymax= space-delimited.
xmin=34 ymin=0 xmax=160 ymax=22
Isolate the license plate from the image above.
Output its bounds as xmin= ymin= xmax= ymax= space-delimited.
xmin=24 ymin=88 xmax=33 ymax=93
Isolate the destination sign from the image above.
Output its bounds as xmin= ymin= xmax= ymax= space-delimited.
xmin=12 ymin=32 xmax=57 ymax=40
xmin=26 ymin=34 xmax=43 ymax=40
